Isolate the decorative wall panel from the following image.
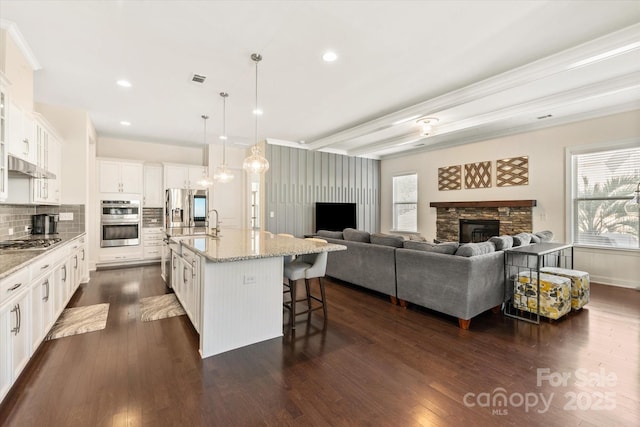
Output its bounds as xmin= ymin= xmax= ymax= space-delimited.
xmin=438 ymin=165 xmax=461 ymax=191
xmin=496 ymin=156 xmax=529 ymax=187
xmin=265 ymin=145 xmax=380 ymax=236
xmin=464 ymin=161 xmax=492 ymax=189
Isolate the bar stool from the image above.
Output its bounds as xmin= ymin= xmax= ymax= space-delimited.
xmin=283 ymin=238 xmax=328 ymax=329
xmin=277 ymin=233 xmax=295 ymax=264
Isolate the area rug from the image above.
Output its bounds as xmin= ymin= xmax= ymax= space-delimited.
xmin=46 ymin=303 xmax=110 ymax=340
xmin=140 ymin=294 xmax=186 ymax=322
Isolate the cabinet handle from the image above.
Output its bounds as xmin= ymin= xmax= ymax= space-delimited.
xmin=43 ymin=279 xmax=50 ymax=302
xmin=11 ymin=305 xmax=19 ymax=335
xmin=62 ymin=265 xmax=67 ymax=282
xmin=81 ymin=249 xmax=85 ymax=261
xmin=183 ymin=266 xmax=188 ymax=284
xmin=8 ymin=283 xmax=22 ymax=292
xmin=17 ymin=303 xmax=21 ymax=334
xmin=41 ymin=264 xmax=50 ymax=270
xmin=192 ymin=260 xmax=196 ymax=278
xmin=23 ymin=139 xmax=29 ymax=155
xmin=74 ymin=255 xmax=78 ymax=268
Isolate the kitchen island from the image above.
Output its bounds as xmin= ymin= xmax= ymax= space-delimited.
xmin=166 ymin=229 xmax=346 ymax=358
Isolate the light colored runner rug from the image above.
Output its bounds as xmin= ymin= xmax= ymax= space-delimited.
xmin=140 ymin=294 xmax=185 ymax=322
xmin=46 ymin=303 xmax=110 ymax=340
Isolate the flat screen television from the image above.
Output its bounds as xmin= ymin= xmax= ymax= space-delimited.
xmin=315 ymin=202 xmax=357 ymax=232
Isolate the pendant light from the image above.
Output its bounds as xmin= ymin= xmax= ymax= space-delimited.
xmin=214 ymin=92 xmax=234 ymax=183
xmin=242 ymin=53 xmax=270 ymax=175
xmin=197 ymin=114 xmax=214 ymax=187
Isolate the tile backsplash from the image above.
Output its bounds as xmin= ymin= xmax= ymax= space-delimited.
xmin=0 ymin=204 xmax=86 ymax=240
xmin=143 ymin=208 xmax=163 ymax=228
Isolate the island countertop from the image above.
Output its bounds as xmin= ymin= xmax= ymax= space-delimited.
xmin=168 ymin=229 xmax=346 ymax=263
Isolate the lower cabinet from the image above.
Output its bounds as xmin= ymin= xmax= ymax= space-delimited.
xmin=172 ymin=246 xmax=201 ymax=333
xmin=0 ymin=286 xmax=31 ymax=402
xmin=0 ymin=234 xmax=87 ymax=404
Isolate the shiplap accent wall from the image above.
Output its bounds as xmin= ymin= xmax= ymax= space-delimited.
xmin=265 ymin=144 xmax=380 ymax=236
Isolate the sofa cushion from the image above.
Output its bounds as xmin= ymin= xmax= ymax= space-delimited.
xmin=370 ymin=233 xmax=405 ymax=248
xmin=512 ymin=233 xmax=532 ymax=247
xmin=489 ymin=235 xmax=513 ymax=251
xmin=317 ymin=230 xmax=344 ymax=240
xmin=455 ymin=241 xmax=496 ymax=257
xmin=343 ymin=228 xmax=370 ymax=243
xmin=535 ymin=230 xmax=554 ymax=242
xmin=404 ymin=240 xmax=459 ymax=255
xmin=408 ymin=234 xmax=427 ymax=242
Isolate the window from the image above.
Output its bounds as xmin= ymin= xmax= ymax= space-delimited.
xmin=571 ymin=145 xmax=639 ymax=249
xmin=392 ymin=173 xmax=417 ymax=232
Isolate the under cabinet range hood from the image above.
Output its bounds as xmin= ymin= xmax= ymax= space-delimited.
xmin=8 ymin=154 xmax=56 ymax=179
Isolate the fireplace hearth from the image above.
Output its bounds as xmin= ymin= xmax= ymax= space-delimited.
xmin=459 ymin=219 xmax=500 ymax=243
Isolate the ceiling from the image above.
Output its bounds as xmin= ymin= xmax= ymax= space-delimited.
xmin=1 ymin=1 xmax=639 ymax=159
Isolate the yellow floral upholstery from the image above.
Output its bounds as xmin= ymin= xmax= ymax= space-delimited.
xmin=512 ymin=271 xmax=571 ymax=319
xmin=540 ymin=267 xmax=590 ymax=310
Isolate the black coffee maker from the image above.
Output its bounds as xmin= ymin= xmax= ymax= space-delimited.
xmin=32 ymin=214 xmax=59 ymax=235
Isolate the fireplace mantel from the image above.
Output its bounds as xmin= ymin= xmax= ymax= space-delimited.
xmin=429 ymin=200 xmax=537 ymax=208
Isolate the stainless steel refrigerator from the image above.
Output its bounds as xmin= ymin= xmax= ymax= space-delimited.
xmin=165 ymin=188 xmax=208 ymax=228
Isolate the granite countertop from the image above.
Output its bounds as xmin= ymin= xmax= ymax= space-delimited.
xmin=171 ymin=229 xmax=346 ymax=263
xmin=165 ymin=227 xmax=209 ymax=237
xmin=0 ymin=232 xmax=86 ymax=280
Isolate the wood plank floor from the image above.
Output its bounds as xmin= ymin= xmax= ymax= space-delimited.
xmin=0 ymin=265 xmax=638 ymax=426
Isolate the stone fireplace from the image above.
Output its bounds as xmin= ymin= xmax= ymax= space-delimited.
xmin=430 ymin=200 xmax=536 ymax=242
xmin=459 ymin=219 xmax=500 ymax=243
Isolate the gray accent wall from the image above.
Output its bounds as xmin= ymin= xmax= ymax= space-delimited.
xmin=265 ymin=144 xmax=380 ymax=236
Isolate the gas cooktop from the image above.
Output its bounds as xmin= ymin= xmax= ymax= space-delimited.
xmin=0 ymin=237 xmax=62 ymax=251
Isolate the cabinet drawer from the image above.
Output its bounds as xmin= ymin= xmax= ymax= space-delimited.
xmin=144 ymin=247 xmax=162 ymax=259
xmin=30 ymin=253 xmax=57 ymax=279
xmin=0 ymin=268 xmax=30 ymax=305
xmin=144 ymin=240 xmax=164 ymax=247
xmin=143 ymin=227 xmax=164 ymax=235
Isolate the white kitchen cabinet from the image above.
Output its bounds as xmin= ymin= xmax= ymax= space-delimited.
xmin=0 ymin=285 xmax=31 ymax=402
xmin=55 ymin=259 xmax=70 ymax=315
xmin=0 ymin=76 xmax=9 ymax=202
xmin=98 ymin=159 xmax=143 ymax=194
xmin=30 ymin=271 xmax=55 ymax=352
xmin=164 ymin=163 xmax=209 ymax=190
xmin=31 ymin=115 xmax=62 ymax=205
xmin=143 ymin=227 xmax=164 ymax=260
xmin=143 ymin=164 xmax=164 ymax=207
xmin=173 ymin=245 xmax=201 ymax=333
xmin=7 ymin=102 xmax=35 ymax=164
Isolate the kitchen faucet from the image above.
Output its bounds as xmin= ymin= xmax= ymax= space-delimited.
xmin=209 ymin=209 xmax=221 ymax=237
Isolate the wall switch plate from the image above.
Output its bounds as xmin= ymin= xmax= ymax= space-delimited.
xmin=59 ymin=212 xmax=74 ymax=221
xmin=24 ymin=226 xmax=29 ymax=232
xmin=151 ymin=219 xmax=158 ymax=223
xmin=243 ymin=274 xmax=256 ymax=285
xmin=8 ymin=228 xmax=13 ymax=235
xmin=270 ymin=211 xmax=274 ymax=218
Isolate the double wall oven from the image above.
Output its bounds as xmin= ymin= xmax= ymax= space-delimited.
xmin=100 ymin=200 xmax=141 ymax=247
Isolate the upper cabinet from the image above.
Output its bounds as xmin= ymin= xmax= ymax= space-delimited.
xmin=98 ymin=159 xmax=143 ymax=194
xmin=164 ymin=163 xmax=209 ymax=190
xmin=0 ymin=76 xmax=8 ymax=202
xmin=31 ymin=114 xmax=61 ymax=205
xmin=143 ymin=164 xmax=163 ymax=207
xmin=7 ymin=102 xmax=35 ymax=164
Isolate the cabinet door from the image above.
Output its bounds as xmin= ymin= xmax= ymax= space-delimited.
xmin=48 ymin=137 xmax=61 ymax=203
xmin=98 ymin=160 xmax=122 ymax=193
xmin=0 ymin=301 xmax=11 ymax=401
xmin=0 ymin=87 xmax=7 ymax=201
xmin=143 ymin=165 xmax=164 ymax=207
xmin=56 ymin=260 xmax=70 ymax=315
xmin=8 ymin=102 xmax=27 ymax=161
xmin=4 ymin=290 xmax=31 ymax=386
xmin=120 ymin=163 xmax=143 ymax=193
xmin=165 ymin=165 xmax=188 ymax=189
xmin=30 ymin=278 xmax=44 ymax=352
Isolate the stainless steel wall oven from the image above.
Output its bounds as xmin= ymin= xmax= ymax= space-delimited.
xmin=100 ymin=200 xmax=141 ymax=247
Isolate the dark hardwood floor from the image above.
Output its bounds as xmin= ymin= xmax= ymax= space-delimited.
xmin=0 ymin=265 xmax=638 ymax=426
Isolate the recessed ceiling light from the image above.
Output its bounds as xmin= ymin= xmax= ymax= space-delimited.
xmin=120 ymin=121 xmax=131 ymax=126
xmin=322 ymin=51 xmax=338 ymax=62
xmin=116 ymin=79 xmax=132 ymax=88
xmin=253 ymin=109 xmax=263 ymax=116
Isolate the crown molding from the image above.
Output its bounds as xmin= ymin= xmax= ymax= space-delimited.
xmin=0 ymin=19 xmax=41 ymax=71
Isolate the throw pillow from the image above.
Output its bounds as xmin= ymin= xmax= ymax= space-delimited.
xmin=528 ymin=233 xmax=541 ymax=243
xmin=316 ymin=230 xmax=344 ymax=240
xmin=404 ymin=241 xmax=459 ymax=255
xmin=455 ymin=241 xmax=496 ymax=257
xmin=489 ymin=235 xmax=513 ymax=251
xmin=343 ymin=228 xmax=371 ymax=243
xmin=370 ymin=233 xmax=405 ymax=248
xmin=409 ymin=234 xmax=427 ymax=242
xmin=512 ymin=233 xmax=532 ymax=247
xmin=535 ymin=230 xmax=554 ymax=242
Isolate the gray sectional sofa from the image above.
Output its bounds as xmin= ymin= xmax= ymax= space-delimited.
xmin=318 ymin=228 xmax=552 ymax=330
